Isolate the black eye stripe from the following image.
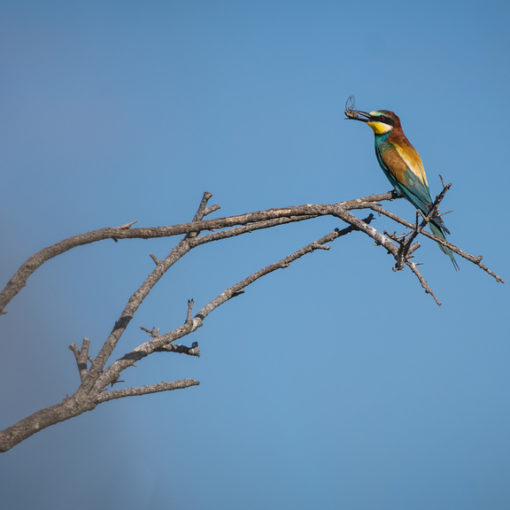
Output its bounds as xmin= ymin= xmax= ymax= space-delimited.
xmin=376 ymin=116 xmax=395 ymax=126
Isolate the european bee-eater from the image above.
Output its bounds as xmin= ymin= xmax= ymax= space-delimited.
xmin=346 ymin=108 xmax=458 ymax=270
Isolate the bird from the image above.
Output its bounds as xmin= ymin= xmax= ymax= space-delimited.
xmin=346 ymin=107 xmax=458 ymax=270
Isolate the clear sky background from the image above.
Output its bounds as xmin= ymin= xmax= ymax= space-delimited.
xmin=1 ymin=1 xmax=509 ymax=509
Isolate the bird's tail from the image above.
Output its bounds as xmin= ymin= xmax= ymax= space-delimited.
xmin=429 ymin=221 xmax=459 ymax=270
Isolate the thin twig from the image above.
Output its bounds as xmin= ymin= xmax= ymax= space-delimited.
xmin=140 ymin=326 xmax=160 ymax=338
xmin=69 ymin=338 xmax=90 ymax=383
xmin=329 ymin=206 xmax=445 ymax=304
xmin=195 ymin=214 xmax=376 ymax=322
xmin=93 ymin=214 xmax=376 ymax=392
xmin=154 ymin=342 xmax=200 ymax=357
xmin=118 ymin=220 xmax=138 ymax=229
xmin=0 ymin=186 xmax=504 ymax=452
xmin=395 ymin=182 xmax=451 ymax=270
xmin=87 ymin=191 xmax=216 ymax=390
xmin=406 ymin=261 xmax=442 ymax=306
xmin=186 ymin=299 xmax=194 ymax=323
xmin=149 ymin=253 xmax=160 ymax=265
xmin=96 ymin=379 xmax=200 ymax=403
xmin=0 ymin=193 xmax=393 ymax=314
xmin=369 ymin=203 xmax=504 ymax=283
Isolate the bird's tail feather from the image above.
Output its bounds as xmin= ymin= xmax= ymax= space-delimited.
xmin=429 ymin=222 xmax=459 ymax=270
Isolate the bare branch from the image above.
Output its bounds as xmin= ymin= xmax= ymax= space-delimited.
xmin=331 ymin=207 xmax=398 ymax=256
xmin=204 ymin=204 xmax=221 ymax=217
xmin=118 ymin=220 xmax=138 ymax=229
xmin=90 ymin=213 xmax=376 ymax=396
xmin=0 ymin=192 xmax=216 ymax=452
xmin=395 ymin=182 xmax=451 ymax=270
xmin=405 ymin=261 xmax=442 ymax=306
xmin=140 ymin=326 xmax=160 ymax=338
xmin=87 ymin=191 xmax=215 ymax=385
xmin=369 ymin=203 xmax=505 ymax=283
xmin=193 ymin=191 xmax=214 ymax=221
xmin=155 ymin=342 xmax=200 ymax=357
xmin=149 ymin=253 xmax=160 ymax=265
xmin=0 ymin=187 xmax=503 ymax=452
xmin=69 ymin=338 xmax=90 ymax=383
xmin=193 ymin=214 xmax=317 ymax=245
xmin=187 ymin=191 xmax=216 ymax=239
xmin=0 ymin=378 xmax=198 ymax=452
xmin=95 ymin=379 xmax=200 ymax=403
xmin=195 ymin=214 xmax=376 ymax=322
xmin=328 ymin=206 xmax=445 ymax=304
xmin=0 ymin=192 xmax=393 ymax=314
xmin=186 ymin=299 xmax=194 ymax=323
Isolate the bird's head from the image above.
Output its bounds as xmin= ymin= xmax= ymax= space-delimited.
xmin=345 ymin=109 xmax=401 ymax=135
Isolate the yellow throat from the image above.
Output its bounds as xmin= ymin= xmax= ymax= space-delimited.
xmin=367 ymin=120 xmax=392 ymax=135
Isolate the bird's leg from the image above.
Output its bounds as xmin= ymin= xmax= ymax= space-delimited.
xmin=415 ymin=210 xmax=423 ymax=229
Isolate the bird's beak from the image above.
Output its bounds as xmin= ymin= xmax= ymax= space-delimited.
xmin=345 ymin=109 xmax=372 ymax=122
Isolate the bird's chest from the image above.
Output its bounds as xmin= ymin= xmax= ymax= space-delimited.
xmin=374 ymin=140 xmax=394 ymax=172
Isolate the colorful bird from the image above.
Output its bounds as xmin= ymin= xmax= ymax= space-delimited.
xmin=346 ymin=107 xmax=458 ymax=270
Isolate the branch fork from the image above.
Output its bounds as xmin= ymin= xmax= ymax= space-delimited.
xmin=0 ymin=186 xmax=504 ymax=452
xmin=394 ymin=181 xmax=452 ymax=271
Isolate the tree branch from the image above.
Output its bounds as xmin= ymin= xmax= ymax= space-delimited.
xmin=90 ymin=214 xmax=377 ymax=396
xmin=194 ymin=214 xmax=376 ymax=322
xmin=368 ymin=203 xmax=504 ymax=283
xmin=69 ymin=338 xmax=90 ymax=383
xmin=405 ymin=261 xmax=442 ymax=306
xmin=0 ymin=188 xmax=503 ymax=452
xmin=95 ymin=379 xmax=200 ymax=403
xmin=0 ymin=192 xmax=393 ymax=314
xmin=140 ymin=323 xmax=200 ymax=356
xmin=86 ymin=191 xmax=217 ymax=387
xmin=395 ymin=182 xmax=451 ymax=270
xmin=0 ymin=206 xmax=374 ymax=452
xmin=154 ymin=342 xmax=201 ymax=356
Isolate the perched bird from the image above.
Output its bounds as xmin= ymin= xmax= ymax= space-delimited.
xmin=346 ymin=108 xmax=458 ymax=269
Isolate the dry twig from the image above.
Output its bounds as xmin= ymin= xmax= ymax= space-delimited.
xmin=0 ymin=187 xmax=503 ymax=452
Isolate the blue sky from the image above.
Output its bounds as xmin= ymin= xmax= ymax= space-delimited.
xmin=1 ymin=1 xmax=509 ymax=509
